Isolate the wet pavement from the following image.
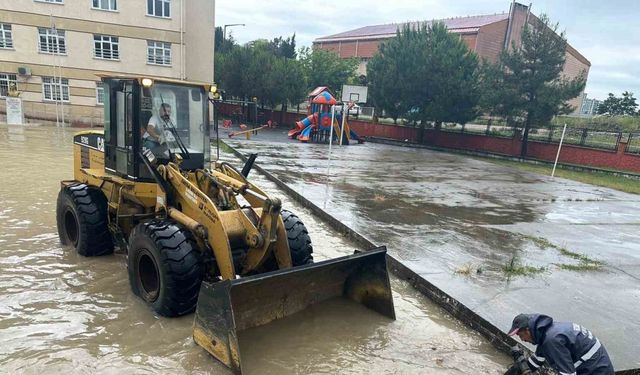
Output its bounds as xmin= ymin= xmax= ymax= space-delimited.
xmin=0 ymin=124 xmax=510 ymax=374
xmin=223 ymin=126 xmax=640 ymax=370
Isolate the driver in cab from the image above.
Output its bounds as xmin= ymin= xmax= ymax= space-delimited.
xmin=143 ymin=103 xmax=172 ymax=149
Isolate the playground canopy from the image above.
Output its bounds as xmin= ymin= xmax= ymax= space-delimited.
xmin=311 ymin=91 xmax=337 ymax=105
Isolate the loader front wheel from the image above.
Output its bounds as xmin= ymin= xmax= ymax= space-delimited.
xmin=56 ymin=183 xmax=113 ymax=256
xmin=281 ymin=210 xmax=313 ymax=265
xmin=128 ymin=220 xmax=203 ymax=317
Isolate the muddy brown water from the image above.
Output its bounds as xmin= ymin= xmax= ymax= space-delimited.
xmin=0 ymin=125 xmax=510 ymax=374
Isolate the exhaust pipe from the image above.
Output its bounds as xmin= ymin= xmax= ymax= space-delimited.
xmin=241 ymin=153 xmax=258 ymax=177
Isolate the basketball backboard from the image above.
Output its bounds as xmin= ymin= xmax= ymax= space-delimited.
xmin=341 ymin=84 xmax=368 ymax=104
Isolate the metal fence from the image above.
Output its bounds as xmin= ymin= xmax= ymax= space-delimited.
xmin=528 ymin=126 xmax=622 ymax=151
xmin=440 ymin=123 xmax=516 ymax=138
xmin=625 ymin=133 xmax=640 ymax=154
xmin=438 ymin=124 xmax=625 ymax=151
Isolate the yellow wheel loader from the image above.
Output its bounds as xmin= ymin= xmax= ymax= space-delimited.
xmin=56 ymin=75 xmax=395 ymax=374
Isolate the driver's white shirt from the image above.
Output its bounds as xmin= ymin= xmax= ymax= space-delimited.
xmin=145 ymin=115 xmax=166 ymax=139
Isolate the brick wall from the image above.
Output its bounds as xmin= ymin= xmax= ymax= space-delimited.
xmin=357 ymin=40 xmax=382 ymax=58
xmin=476 ymin=19 xmax=508 ymax=62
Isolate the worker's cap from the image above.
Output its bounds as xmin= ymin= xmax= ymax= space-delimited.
xmin=508 ymin=314 xmax=530 ymax=336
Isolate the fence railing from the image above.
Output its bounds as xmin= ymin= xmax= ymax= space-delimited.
xmin=528 ymin=126 xmax=622 ymax=151
xmin=437 ymin=123 xmax=625 ymax=151
xmin=625 ymin=133 xmax=640 ymax=154
xmin=439 ymin=123 xmax=517 ymax=138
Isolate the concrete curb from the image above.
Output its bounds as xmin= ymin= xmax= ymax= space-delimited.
xmin=222 ymin=140 xmax=639 ymax=374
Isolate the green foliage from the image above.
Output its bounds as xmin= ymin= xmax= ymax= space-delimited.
xmin=214 ymin=26 xmax=235 ymax=54
xmin=367 ymin=22 xmax=480 ymax=128
xmin=366 ymin=26 xmax=415 ymax=123
xmin=480 ymin=14 xmax=586 ymax=158
xmin=502 ymin=254 xmax=546 ymax=277
xmin=299 ymin=47 xmax=359 ymax=93
xmin=268 ymin=34 xmax=297 ymax=59
xmin=597 ymin=91 xmax=638 ymax=116
xmin=214 ymin=34 xmax=306 ymax=112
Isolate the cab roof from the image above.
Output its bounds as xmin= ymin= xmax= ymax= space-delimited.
xmin=95 ymin=73 xmax=213 ymax=91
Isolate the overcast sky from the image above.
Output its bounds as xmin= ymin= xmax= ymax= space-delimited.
xmin=216 ymin=0 xmax=640 ymax=101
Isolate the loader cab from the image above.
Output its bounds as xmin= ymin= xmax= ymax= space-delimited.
xmin=101 ymin=76 xmax=211 ymax=181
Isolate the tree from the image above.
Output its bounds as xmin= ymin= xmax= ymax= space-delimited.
xmin=299 ymin=47 xmax=359 ymax=93
xmin=482 ymin=14 xmax=586 ymax=158
xmin=269 ymin=34 xmax=297 ymax=59
xmin=619 ymin=91 xmax=638 ymax=115
xmin=415 ymin=22 xmax=479 ymax=130
xmin=367 ymin=22 xmax=480 ymax=131
xmin=267 ymin=58 xmax=307 ymax=123
xmin=597 ymin=93 xmax=620 ymax=115
xmin=598 ymin=91 xmax=638 ymax=115
xmin=214 ymin=40 xmax=307 ymax=125
xmin=367 ymin=25 xmax=420 ymax=124
xmin=214 ymin=26 xmax=235 ymax=54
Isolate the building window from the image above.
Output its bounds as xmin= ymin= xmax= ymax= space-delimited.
xmin=38 ymin=27 xmax=66 ymax=54
xmin=35 ymin=0 xmax=64 ymax=3
xmin=43 ymin=77 xmax=70 ymax=101
xmin=96 ymin=82 xmax=105 ymax=105
xmin=92 ymin=0 xmax=117 ymax=11
xmin=147 ymin=0 xmax=170 ymax=18
xmin=0 ymin=24 xmax=13 ymax=49
xmin=147 ymin=41 xmax=171 ymax=65
xmin=0 ymin=73 xmax=17 ymax=97
xmin=94 ymin=35 xmax=119 ymax=59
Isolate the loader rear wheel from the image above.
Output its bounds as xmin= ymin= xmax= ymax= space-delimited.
xmin=56 ymin=183 xmax=113 ymax=256
xmin=281 ymin=210 xmax=313 ymax=265
xmin=128 ymin=220 xmax=203 ymax=317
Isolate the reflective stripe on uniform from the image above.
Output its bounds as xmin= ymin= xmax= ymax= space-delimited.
xmin=528 ymin=357 xmax=541 ymax=368
xmin=574 ymin=339 xmax=601 ymax=368
xmin=560 ymin=372 xmax=576 ymax=375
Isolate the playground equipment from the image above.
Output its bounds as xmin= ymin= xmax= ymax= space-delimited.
xmin=288 ymin=87 xmax=362 ymax=144
xmin=229 ymin=124 xmax=268 ymax=139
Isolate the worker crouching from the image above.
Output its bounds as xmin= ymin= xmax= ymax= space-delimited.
xmin=507 ymin=313 xmax=614 ymax=375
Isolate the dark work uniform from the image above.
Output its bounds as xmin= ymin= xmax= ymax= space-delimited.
xmin=525 ymin=314 xmax=614 ymax=375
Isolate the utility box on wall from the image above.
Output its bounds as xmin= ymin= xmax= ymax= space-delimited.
xmin=6 ymin=97 xmax=24 ymax=125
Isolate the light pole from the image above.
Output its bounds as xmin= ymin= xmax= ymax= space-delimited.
xmin=223 ymin=23 xmax=245 ymax=40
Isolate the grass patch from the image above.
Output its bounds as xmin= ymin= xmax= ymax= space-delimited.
xmin=217 ymin=140 xmax=235 ymax=154
xmin=557 ymin=263 xmax=603 ymax=271
xmin=558 ymin=247 xmax=602 ymax=264
xmin=556 ymin=247 xmax=605 ymax=271
xmin=523 ymin=234 xmax=555 ymax=249
xmin=502 ymin=255 xmax=546 ymax=277
xmin=521 ymin=235 xmax=606 ymax=272
xmin=482 ymin=158 xmax=640 ymax=195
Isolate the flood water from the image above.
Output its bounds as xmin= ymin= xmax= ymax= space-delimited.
xmin=226 ymin=128 xmax=640 ymax=370
xmin=0 ymin=125 xmax=510 ymax=374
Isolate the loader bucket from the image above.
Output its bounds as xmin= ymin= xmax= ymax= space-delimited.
xmin=192 ymin=246 xmax=395 ymax=374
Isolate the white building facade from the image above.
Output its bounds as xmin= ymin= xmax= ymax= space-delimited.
xmin=0 ymin=0 xmax=215 ymax=126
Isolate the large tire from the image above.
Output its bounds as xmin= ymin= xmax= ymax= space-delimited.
xmin=281 ymin=210 xmax=313 ymax=266
xmin=56 ymin=183 xmax=113 ymax=256
xmin=128 ymin=220 xmax=203 ymax=317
